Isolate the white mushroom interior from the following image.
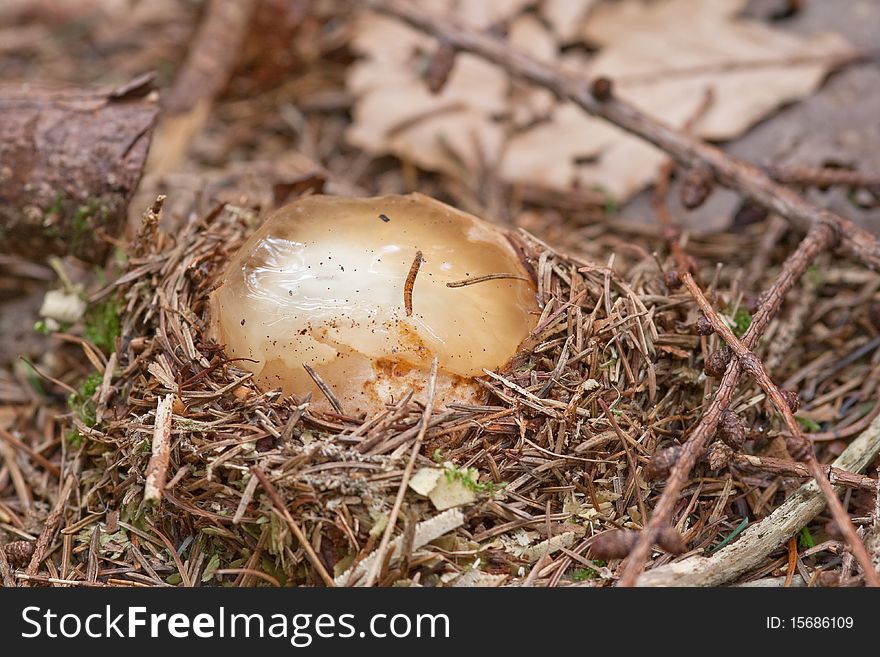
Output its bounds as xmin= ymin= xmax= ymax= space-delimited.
xmin=209 ymin=193 xmax=537 ymax=415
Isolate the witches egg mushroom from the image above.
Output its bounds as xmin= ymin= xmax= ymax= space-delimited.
xmin=209 ymin=193 xmax=538 ymax=416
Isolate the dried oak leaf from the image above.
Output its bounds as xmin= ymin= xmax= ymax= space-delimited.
xmin=347 ymin=1 xmax=531 ymax=178
xmin=347 ymin=0 xmax=850 ymax=201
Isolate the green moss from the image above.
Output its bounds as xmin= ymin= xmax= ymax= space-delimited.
xmin=72 ymin=205 xmax=92 ymax=233
xmin=442 ymin=463 xmax=506 ymax=494
xmin=799 ymin=527 xmax=815 ymax=550
xmin=70 ymin=199 xmax=111 ymax=254
xmin=33 ymin=320 xmax=52 ymax=335
xmin=84 ymin=297 xmax=122 ymax=354
xmin=65 ymin=427 xmax=83 ymax=448
xmin=46 ymin=192 xmax=64 ymax=218
xmin=731 ymin=307 xmax=752 ymax=338
xmin=570 ymin=561 xmax=607 ymax=581
xmin=40 ymin=193 xmax=114 ymax=254
xmin=805 ymin=264 xmax=824 ymax=287
xmin=795 ymin=415 xmax=821 ymax=432
xmin=590 ymin=185 xmax=618 ymax=215
xmin=155 ymin=59 xmax=177 ymax=86
xmin=67 ymin=371 xmax=103 ymax=429
xmin=41 ymin=193 xmax=66 ymax=240
xmin=112 ymin=248 xmax=128 ymax=269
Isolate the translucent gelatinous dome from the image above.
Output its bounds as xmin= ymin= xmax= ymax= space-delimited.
xmin=209 ymin=193 xmax=537 ymax=416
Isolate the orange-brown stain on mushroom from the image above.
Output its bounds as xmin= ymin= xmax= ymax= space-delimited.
xmin=209 ymin=193 xmax=538 ymax=416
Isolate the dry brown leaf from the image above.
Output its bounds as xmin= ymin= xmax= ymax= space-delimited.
xmin=348 ymin=10 xmax=508 ymax=175
xmin=347 ymin=0 xmax=851 ymax=201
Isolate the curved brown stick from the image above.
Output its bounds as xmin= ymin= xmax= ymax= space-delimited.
xmin=680 ymin=273 xmax=879 ymax=586
xmin=730 ymin=452 xmax=876 ymax=492
xmin=619 ymin=223 xmax=836 ymax=585
xmin=637 ymin=415 xmax=880 ymax=586
xmin=765 ymin=164 xmax=880 ymax=190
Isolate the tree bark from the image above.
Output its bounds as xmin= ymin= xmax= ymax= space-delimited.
xmin=0 ymin=74 xmax=158 ymax=263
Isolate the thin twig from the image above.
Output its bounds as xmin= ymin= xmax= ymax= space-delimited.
xmin=765 ymin=164 xmax=880 ymax=190
xmin=446 ymin=272 xmax=529 ymax=288
xmin=363 ymin=357 xmax=438 ymax=587
xmin=95 ymin=351 xmax=117 ymax=424
xmin=0 ymin=427 xmax=61 ymax=478
xmin=521 ymin=548 xmax=551 ymax=587
xmin=233 ymin=472 xmax=260 ymax=525
xmin=1 ymin=441 xmax=31 ymax=512
xmin=19 ymin=356 xmax=78 ymax=396
xmin=652 ymin=89 xmax=714 ymax=279
xmin=302 ymin=363 xmax=345 ymax=415
xmin=682 ymin=272 xmax=880 ymax=586
xmin=637 ymin=413 xmax=880 ymax=586
xmin=337 ymin=508 xmax=464 ymax=586
xmin=731 ymin=452 xmax=876 ymax=492
xmin=144 ymin=394 xmax=174 ymax=503
xmin=250 ymin=465 xmax=335 ymax=587
xmin=16 ymin=574 xmax=106 ymax=587
xmin=598 ymin=398 xmax=648 ymax=528
xmin=214 ymin=568 xmax=280 ymax=587
xmin=146 ymin=522 xmax=192 ymax=587
xmin=620 ymin=223 xmax=836 ymax=586
xmin=362 ymin=11 xmax=879 ymax=584
xmin=21 ymin=475 xmax=75 ymax=587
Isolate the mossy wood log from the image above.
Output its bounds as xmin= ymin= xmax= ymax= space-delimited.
xmin=0 ymin=74 xmax=158 ymax=263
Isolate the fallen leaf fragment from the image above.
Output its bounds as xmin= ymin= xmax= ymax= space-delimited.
xmin=409 ymin=466 xmax=477 ymax=510
xmin=348 ymin=0 xmax=851 ymax=201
